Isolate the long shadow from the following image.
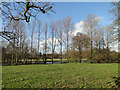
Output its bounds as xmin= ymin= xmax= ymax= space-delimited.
xmin=113 ymin=77 xmax=120 ymax=87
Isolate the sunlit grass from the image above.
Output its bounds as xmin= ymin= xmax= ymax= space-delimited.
xmin=2 ymin=63 xmax=118 ymax=88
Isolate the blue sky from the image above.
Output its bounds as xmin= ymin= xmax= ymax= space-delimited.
xmin=1 ymin=2 xmax=113 ymax=32
xmin=36 ymin=2 xmax=113 ymax=26
xmin=30 ymin=2 xmax=116 ymax=52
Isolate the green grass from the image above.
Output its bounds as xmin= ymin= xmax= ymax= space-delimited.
xmin=2 ymin=63 xmax=118 ymax=88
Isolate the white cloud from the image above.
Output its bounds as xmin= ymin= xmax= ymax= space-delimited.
xmin=111 ymin=43 xmax=118 ymax=52
xmin=95 ymin=16 xmax=102 ymax=21
xmin=70 ymin=16 xmax=104 ymax=36
xmin=39 ymin=38 xmax=59 ymax=48
xmin=70 ymin=21 xmax=85 ymax=36
xmin=47 ymin=38 xmax=59 ymax=46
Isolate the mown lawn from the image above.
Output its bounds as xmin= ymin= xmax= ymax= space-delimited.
xmin=2 ymin=63 xmax=118 ymax=88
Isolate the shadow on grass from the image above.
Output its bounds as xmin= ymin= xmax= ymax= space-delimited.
xmin=113 ymin=77 xmax=120 ymax=87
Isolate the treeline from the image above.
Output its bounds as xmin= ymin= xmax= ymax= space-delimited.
xmin=1 ymin=14 xmax=119 ymax=65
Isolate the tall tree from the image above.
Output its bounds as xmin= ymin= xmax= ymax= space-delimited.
xmin=93 ymin=27 xmax=106 ymax=63
xmin=104 ymin=24 xmax=115 ymax=62
xmin=49 ymin=21 xmax=57 ymax=64
xmin=4 ymin=20 xmax=26 ymax=65
xmin=30 ymin=20 xmax=36 ymax=55
xmin=58 ymin=21 xmax=63 ymax=63
xmin=94 ymin=27 xmax=104 ymax=50
xmin=63 ymin=17 xmax=73 ymax=63
xmin=44 ymin=23 xmax=48 ymax=64
xmin=37 ymin=20 xmax=42 ymax=57
xmin=83 ymin=14 xmax=100 ymax=60
xmin=55 ymin=20 xmax=64 ymax=63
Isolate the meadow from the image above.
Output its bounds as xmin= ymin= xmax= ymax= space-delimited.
xmin=2 ymin=63 xmax=119 ymax=88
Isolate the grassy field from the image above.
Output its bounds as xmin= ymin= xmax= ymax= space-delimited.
xmin=2 ymin=63 xmax=118 ymax=88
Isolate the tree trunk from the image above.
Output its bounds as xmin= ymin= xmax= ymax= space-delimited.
xmin=52 ymin=27 xmax=54 ymax=64
xmin=60 ymin=42 xmax=62 ymax=63
xmin=79 ymin=47 xmax=82 ymax=63
xmin=90 ymin=37 xmax=93 ymax=60
xmin=67 ymin=30 xmax=69 ymax=63
xmin=44 ymin=23 xmax=47 ymax=64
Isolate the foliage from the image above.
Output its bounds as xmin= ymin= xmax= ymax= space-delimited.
xmin=91 ymin=49 xmax=119 ymax=63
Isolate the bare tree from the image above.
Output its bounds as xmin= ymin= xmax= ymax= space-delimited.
xmin=2 ymin=20 xmax=27 ymax=65
xmin=44 ymin=23 xmax=48 ymax=64
xmin=12 ymin=21 xmax=19 ymax=64
xmin=93 ymin=24 xmax=115 ymax=63
xmin=94 ymin=27 xmax=104 ymax=50
xmin=58 ymin=21 xmax=63 ymax=63
xmin=72 ymin=33 xmax=90 ymax=63
xmin=83 ymin=14 xmax=100 ymax=60
xmin=100 ymin=27 xmax=105 ymax=50
xmin=2 ymin=2 xmax=55 ymax=28
xmin=93 ymin=27 xmax=106 ymax=63
xmin=37 ymin=20 xmax=42 ymax=57
xmin=1 ymin=2 xmax=55 ymax=64
xmin=30 ymin=20 xmax=36 ymax=55
xmin=105 ymin=25 xmax=115 ymax=50
xmin=63 ymin=17 xmax=73 ymax=63
xmin=104 ymin=25 xmax=115 ymax=62
xmin=55 ymin=20 xmax=66 ymax=63
xmin=56 ymin=20 xmax=64 ymax=63
xmin=49 ymin=21 xmax=56 ymax=64
xmin=21 ymin=32 xmax=29 ymax=64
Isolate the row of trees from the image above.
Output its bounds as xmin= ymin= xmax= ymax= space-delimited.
xmin=69 ymin=14 xmax=117 ymax=63
xmin=2 ymin=16 xmax=72 ymax=65
xmin=2 ymin=14 xmax=118 ymax=65
xmin=1 ymin=2 xmax=119 ymax=65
